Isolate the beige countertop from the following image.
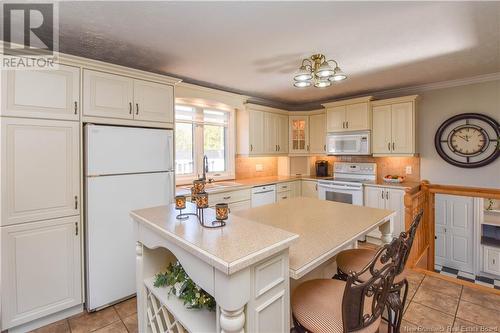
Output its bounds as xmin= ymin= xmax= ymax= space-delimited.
xmin=176 ymin=176 xmax=420 ymax=196
xmin=233 ymin=197 xmax=395 ymax=279
xmin=130 ymin=202 xmax=299 ymax=275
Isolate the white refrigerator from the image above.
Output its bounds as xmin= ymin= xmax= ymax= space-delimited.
xmin=85 ymin=124 xmax=174 ymax=311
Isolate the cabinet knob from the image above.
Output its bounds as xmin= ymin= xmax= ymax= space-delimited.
xmin=74 ymin=195 xmax=78 ymax=209
xmin=74 ymin=101 xmax=78 ymax=115
xmin=346 ymin=121 xmax=349 ymax=128
xmin=392 ymin=142 xmax=395 ymax=151
xmin=223 ymin=196 xmax=231 ymax=200
xmin=250 ymin=144 xmax=253 ymax=151
xmin=136 ymin=103 xmax=139 ymax=115
xmin=388 ymin=142 xmax=391 ymax=151
xmin=129 ymin=102 xmax=132 ymax=114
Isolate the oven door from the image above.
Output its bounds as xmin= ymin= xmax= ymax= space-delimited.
xmin=326 ymin=132 xmax=370 ymax=155
xmin=318 ymin=183 xmax=363 ymax=205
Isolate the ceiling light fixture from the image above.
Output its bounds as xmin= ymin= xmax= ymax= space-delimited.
xmin=293 ymin=54 xmax=347 ymax=88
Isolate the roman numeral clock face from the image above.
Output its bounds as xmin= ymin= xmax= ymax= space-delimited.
xmin=435 ymin=113 xmax=500 ymax=168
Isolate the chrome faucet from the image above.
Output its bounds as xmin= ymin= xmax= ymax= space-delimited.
xmin=201 ymin=155 xmax=209 ymax=181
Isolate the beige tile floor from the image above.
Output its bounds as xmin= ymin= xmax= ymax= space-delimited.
xmin=29 ymin=298 xmax=137 ymax=333
xmin=30 ymin=272 xmax=500 ymax=333
xmin=401 ymin=271 xmax=500 ymax=332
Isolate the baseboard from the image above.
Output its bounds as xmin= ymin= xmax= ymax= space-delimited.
xmin=6 ymin=304 xmax=83 ymax=333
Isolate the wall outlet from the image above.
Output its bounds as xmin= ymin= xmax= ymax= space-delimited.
xmin=256 ymin=164 xmax=263 ymax=172
xmin=405 ymin=166 xmax=412 ymax=175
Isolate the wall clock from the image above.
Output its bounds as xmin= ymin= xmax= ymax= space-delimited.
xmin=434 ymin=113 xmax=500 ymax=168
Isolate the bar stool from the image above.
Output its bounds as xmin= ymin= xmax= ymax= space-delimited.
xmin=334 ymin=211 xmax=424 ymax=333
xmin=291 ymin=238 xmax=402 ymax=333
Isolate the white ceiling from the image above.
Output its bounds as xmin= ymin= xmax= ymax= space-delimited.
xmin=52 ymin=1 xmax=500 ymax=108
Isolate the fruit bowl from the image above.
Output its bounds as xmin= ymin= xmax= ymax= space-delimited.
xmin=383 ymin=175 xmax=405 ymax=183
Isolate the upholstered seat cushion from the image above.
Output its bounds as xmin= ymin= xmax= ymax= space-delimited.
xmin=291 ymin=279 xmax=381 ymax=333
xmin=337 ymin=248 xmax=407 ymax=283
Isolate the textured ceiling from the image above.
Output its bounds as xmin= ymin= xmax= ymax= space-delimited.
xmin=33 ymin=1 xmax=500 ymax=108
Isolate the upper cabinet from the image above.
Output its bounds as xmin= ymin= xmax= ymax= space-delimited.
xmin=133 ymin=79 xmax=174 ymax=123
xmin=237 ymin=104 xmax=288 ymax=156
xmin=1 ymin=64 xmax=80 ymax=121
xmin=372 ymin=95 xmax=418 ymax=156
xmin=308 ymin=113 xmax=327 ymax=154
xmin=289 ymin=116 xmax=309 ymax=154
xmin=83 ymin=69 xmax=174 ymax=124
xmin=323 ymin=96 xmax=373 ymax=133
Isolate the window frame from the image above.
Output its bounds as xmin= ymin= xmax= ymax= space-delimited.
xmin=174 ymin=104 xmax=235 ymax=185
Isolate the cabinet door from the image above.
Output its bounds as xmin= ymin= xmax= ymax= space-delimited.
xmin=1 ymin=118 xmax=80 ymax=226
xmin=309 ymin=114 xmax=326 ymax=154
xmin=345 ymin=103 xmax=369 ymax=131
xmin=277 ymin=114 xmax=289 ymax=153
xmin=385 ymin=189 xmax=405 ymax=237
xmin=364 ymin=186 xmax=385 ymax=238
xmin=289 ymin=116 xmax=309 ymax=154
xmin=326 ymin=106 xmax=345 ymax=132
xmin=391 ymin=102 xmax=414 ymax=154
xmin=1 ymin=216 xmax=82 ymax=329
xmin=229 ymin=200 xmax=252 ymax=212
xmin=263 ymin=112 xmax=278 ymax=154
xmin=249 ymin=110 xmax=264 ymax=154
xmin=301 ymin=180 xmax=318 ymax=198
xmin=1 ymin=64 xmax=80 ymax=120
xmin=83 ymin=70 xmax=134 ymax=119
xmin=133 ymin=80 xmax=174 ymax=123
xmin=483 ymin=246 xmax=500 ymax=275
xmin=372 ymin=105 xmax=392 ymax=154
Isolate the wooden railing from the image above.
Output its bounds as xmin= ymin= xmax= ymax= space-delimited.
xmin=404 ymin=181 xmax=500 ymax=271
xmin=404 ymin=181 xmax=430 ymax=268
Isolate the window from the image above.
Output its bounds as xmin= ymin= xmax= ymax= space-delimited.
xmin=175 ymin=105 xmax=234 ymax=184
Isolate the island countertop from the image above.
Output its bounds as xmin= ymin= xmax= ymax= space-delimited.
xmin=130 ymin=203 xmax=299 ymax=275
xmin=132 ymin=197 xmax=395 ymax=280
xmin=233 ymin=197 xmax=396 ymax=279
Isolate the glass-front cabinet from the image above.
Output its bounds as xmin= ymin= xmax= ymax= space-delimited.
xmin=289 ymin=116 xmax=309 ymax=154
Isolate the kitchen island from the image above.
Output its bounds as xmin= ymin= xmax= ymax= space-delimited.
xmin=131 ymin=197 xmax=395 ymax=333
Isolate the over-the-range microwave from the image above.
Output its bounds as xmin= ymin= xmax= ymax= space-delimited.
xmin=326 ymin=131 xmax=371 ymax=155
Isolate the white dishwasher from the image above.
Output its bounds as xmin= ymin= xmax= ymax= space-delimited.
xmin=251 ymin=184 xmax=276 ymax=207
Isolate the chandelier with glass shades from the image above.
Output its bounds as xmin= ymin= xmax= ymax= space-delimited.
xmin=293 ymin=53 xmax=347 ymax=88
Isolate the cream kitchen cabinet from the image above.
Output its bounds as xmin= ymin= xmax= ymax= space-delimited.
xmin=364 ymin=186 xmax=405 ymax=239
xmin=1 ymin=216 xmax=82 ymax=330
xmin=133 ymin=79 xmax=174 ymax=123
xmin=323 ymin=97 xmax=373 ymax=133
xmin=309 ymin=113 xmax=327 ymax=154
xmin=372 ymin=95 xmax=418 ymax=156
xmin=1 ymin=64 xmax=80 ymax=121
xmin=277 ymin=181 xmax=300 ymax=201
xmin=301 ymin=180 xmax=318 ymax=198
xmin=289 ymin=116 xmax=310 ymax=154
xmin=83 ymin=69 xmax=173 ymax=123
xmin=483 ymin=245 xmax=500 ymax=276
xmin=237 ymin=104 xmax=288 ymax=155
xmin=263 ymin=113 xmax=288 ymax=154
xmin=1 ymin=118 xmax=80 ymax=226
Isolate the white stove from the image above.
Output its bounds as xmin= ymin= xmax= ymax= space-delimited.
xmin=318 ymin=162 xmax=376 ymax=205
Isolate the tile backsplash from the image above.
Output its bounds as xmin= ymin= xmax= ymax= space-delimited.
xmin=236 ymin=157 xmax=278 ymax=179
xmin=310 ymin=156 xmax=420 ymax=182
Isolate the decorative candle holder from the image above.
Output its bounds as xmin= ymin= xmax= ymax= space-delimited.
xmin=175 ymin=195 xmax=189 ymax=220
xmin=195 ymin=192 xmax=209 ymax=226
xmin=210 ymin=203 xmax=229 ymax=228
xmin=193 ymin=179 xmax=206 ymax=194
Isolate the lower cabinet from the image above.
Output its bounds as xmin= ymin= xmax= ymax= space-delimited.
xmin=277 ymin=181 xmax=300 ymax=201
xmin=364 ymin=186 xmax=405 ymax=239
xmin=1 ymin=216 xmax=82 ymax=330
xmin=483 ymin=245 xmax=500 ymax=276
xmin=229 ymin=200 xmax=252 ymax=212
xmin=301 ymin=180 xmax=318 ymax=198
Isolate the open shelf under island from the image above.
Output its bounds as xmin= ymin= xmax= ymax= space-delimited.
xmin=130 ymin=197 xmax=395 ymax=333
